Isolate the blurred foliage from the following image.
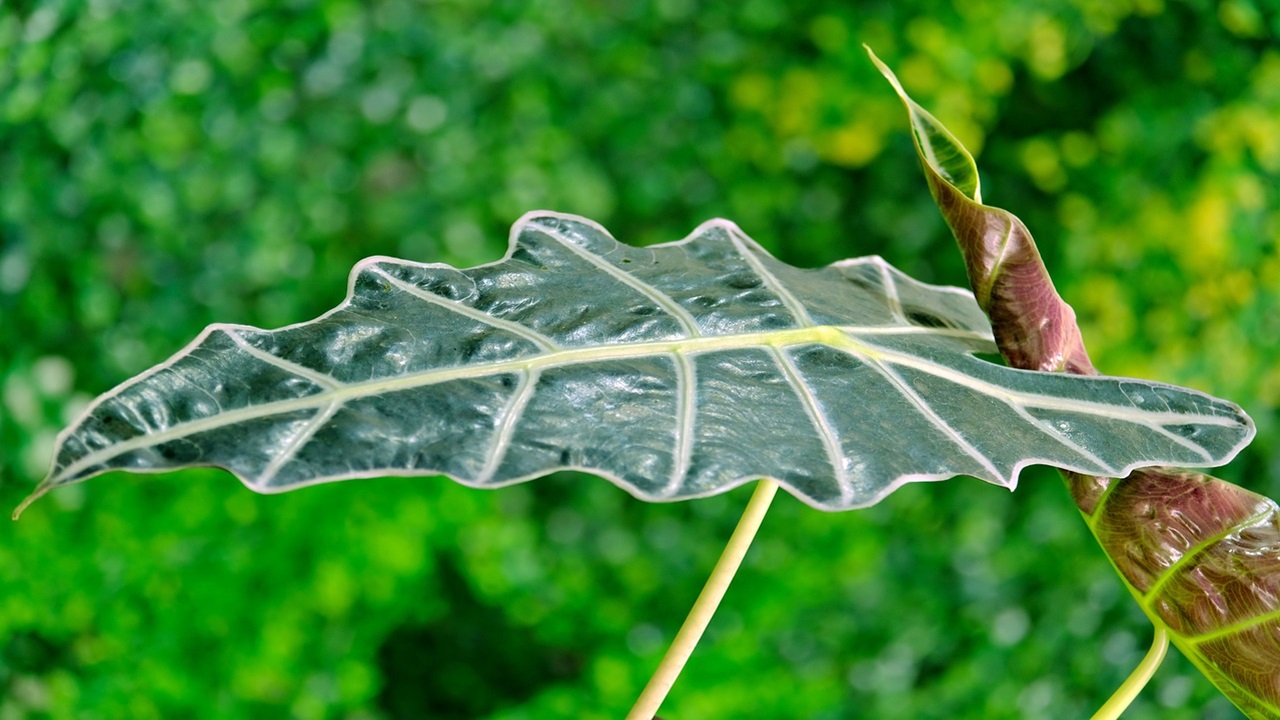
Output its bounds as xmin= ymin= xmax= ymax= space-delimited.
xmin=2 ymin=0 xmax=1277 ymax=718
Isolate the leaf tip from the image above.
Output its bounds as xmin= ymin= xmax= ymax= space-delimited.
xmin=12 ymin=484 xmax=49 ymax=520
xmin=868 ymin=45 xmax=983 ymax=204
xmin=863 ymin=45 xmax=909 ymax=101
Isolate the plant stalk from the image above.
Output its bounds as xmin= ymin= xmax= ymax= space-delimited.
xmin=1090 ymin=625 xmax=1169 ymax=720
xmin=626 ymin=478 xmax=780 ymax=720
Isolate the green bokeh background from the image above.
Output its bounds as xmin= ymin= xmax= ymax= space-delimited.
xmin=2 ymin=1 xmax=1278 ymax=718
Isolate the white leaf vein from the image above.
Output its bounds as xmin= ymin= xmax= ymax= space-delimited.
xmin=477 ymin=368 xmax=540 ymax=484
xmin=537 ymin=224 xmax=702 ymax=337
xmin=1008 ymin=405 xmax=1111 ymax=474
xmin=1148 ymin=424 xmax=1215 ymax=464
xmin=224 ymin=329 xmax=344 ymax=391
xmin=258 ymin=401 xmax=341 ymax=487
xmin=663 ymin=351 xmax=697 ymax=497
xmin=863 ymin=358 xmax=1006 ymax=483
xmin=369 ymin=266 xmax=561 ymax=352
xmin=864 ymin=342 xmax=1240 ymax=430
xmin=726 ymin=227 xmax=815 ymax=327
xmin=876 ymin=260 xmax=905 ymax=321
xmin=771 ymin=346 xmax=850 ymax=499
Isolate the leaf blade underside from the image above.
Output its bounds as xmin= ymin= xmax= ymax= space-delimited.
xmin=1083 ymin=468 xmax=1280 ymax=718
xmin=25 ymin=212 xmax=1252 ymax=515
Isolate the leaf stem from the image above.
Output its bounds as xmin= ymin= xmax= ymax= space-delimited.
xmin=1090 ymin=625 xmax=1169 ymax=720
xmin=626 ymin=478 xmax=780 ymax=720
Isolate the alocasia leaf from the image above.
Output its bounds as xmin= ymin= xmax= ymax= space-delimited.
xmin=18 ymin=212 xmax=1252 ymax=517
xmin=871 ymin=46 xmax=1280 ymax=718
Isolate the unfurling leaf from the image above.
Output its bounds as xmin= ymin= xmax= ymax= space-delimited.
xmin=872 ymin=45 xmax=1279 ymax=719
xmin=20 ymin=213 xmax=1251 ymax=516
xmin=866 ymin=46 xmax=1093 ymax=376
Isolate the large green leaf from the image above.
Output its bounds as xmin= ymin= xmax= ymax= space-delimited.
xmin=19 ymin=212 xmax=1251 ymax=516
xmin=871 ymin=46 xmax=1280 ymax=719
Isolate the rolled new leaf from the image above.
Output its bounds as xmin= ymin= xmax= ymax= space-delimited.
xmin=872 ymin=46 xmax=1280 ymax=718
xmin=20 ymin=212 xmax=1251 ymax=517
xmin=866 ymin=48 xmax=1094 ymax=376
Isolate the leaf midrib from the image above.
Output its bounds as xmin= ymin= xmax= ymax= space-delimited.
xmin=49 ymin=324 xmax=934 ymax=482
xmin=53 ymin=321 xmax=1235 ymax=486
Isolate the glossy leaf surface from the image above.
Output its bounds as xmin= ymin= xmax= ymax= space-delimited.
xmin=874 ymin=47 xmax=1279 ymax=718
xmin=23 ymin=212 xmax=1252 ymax=515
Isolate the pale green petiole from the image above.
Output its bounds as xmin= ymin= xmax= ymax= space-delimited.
xmin=1090 ymin=626 xmax=1170 ymax=720
xmin=627 ymin=478 xmax=780 ymax=720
